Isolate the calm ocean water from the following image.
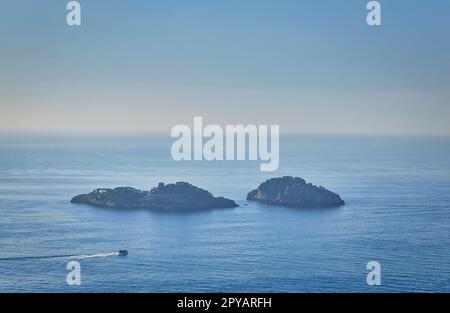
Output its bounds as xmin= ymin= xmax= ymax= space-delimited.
xmin=0 ymin=134 xmax=449 ymax=292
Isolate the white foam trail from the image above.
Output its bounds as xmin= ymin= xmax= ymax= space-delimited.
xmin=0 ymin=251 xmax=121 ymax=261
xmin=68 ymin=252 xmax=119 ymax=260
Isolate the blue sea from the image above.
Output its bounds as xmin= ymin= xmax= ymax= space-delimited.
xmin=0 ymin=134 xmax=449 ymax=292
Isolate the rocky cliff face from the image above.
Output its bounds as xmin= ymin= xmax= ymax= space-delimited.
xmin=247 ymin=176 xmax=345 ymax=208
xmin=71 ymin=182 xmax=238 ymax=212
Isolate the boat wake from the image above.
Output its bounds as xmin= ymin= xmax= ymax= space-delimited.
xmin=68 ymin=252 xmax=119 ymax=260
xmin=0 ymin=250 xmax=126 ymax=261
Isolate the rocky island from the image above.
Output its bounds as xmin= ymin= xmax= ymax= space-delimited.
xmin=71 ymin=182 xmax=238 ymax=212
xmin=247 ymin=176 xmax=345 ymax=208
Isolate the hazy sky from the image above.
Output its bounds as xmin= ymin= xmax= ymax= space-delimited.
xmin=1 ymin=0 xmax=449 ymax=134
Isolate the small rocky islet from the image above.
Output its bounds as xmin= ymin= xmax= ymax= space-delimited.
xmin=71 ymin=176 xmax=345 ymax=212
xmin=247 ymin=176 xmax=345 ymax=208
xmin=71 ymin=182 xmax=238 ymax=212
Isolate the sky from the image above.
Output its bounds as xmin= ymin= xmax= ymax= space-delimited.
xmin=0 ymin=0 xmax=449 ymax=134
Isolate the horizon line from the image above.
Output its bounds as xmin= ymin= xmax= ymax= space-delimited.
xmin=1 ymin=129 xmax=450 ymax=138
